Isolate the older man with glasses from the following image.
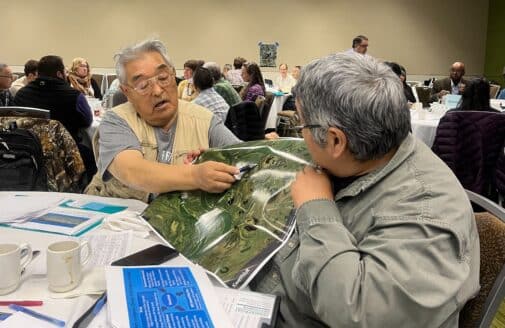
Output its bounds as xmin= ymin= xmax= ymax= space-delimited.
xmin=85 ymin=39 xmax=241 ymax=202
xmin=0 ymin=63 xmax=14 ymax=106
xmin=250 ymin=53 xmax=479 ymax=327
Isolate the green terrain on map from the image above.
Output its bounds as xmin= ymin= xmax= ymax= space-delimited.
xmin=142 ymin=139 xmax=312 ymax=287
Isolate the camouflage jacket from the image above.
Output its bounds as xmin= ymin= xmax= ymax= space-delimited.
xmin=0 ymin=116 xmax=85 ymax=192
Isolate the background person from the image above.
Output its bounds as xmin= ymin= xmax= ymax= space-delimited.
xmin=68 ymin=57 xmax=102 ymax=99
xmin=240 ymin=62 xmax=265 ymax=102
xmin=0 ymin=63 xmax=14 ymax=106
xmin=10 ymin=59 xmax=38 ymax=96
xmin=177 ymin=59 xmax=204 ymax=101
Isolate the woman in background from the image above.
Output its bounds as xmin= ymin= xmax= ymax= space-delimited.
xmin=68 ymin=57 xmax=102 ymax=99
xmin=455 ymin=78 xmax=498 ymax=112
xmin=177 ymin=59 xmax=204 ymax=101
xmin=399 ymin=65 xmax=416 ymax=103
xmin=384 ymin=61 xmax=415 ymax=103
xmin=240 ymin=62 xmax=265 ymax=102
xmin=222 ymin=64 xmax=232 ymax=80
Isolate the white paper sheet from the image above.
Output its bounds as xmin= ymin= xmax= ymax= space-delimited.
xmin=218 ymin=287 xmax=278 ymax=328
xmin=82 ymin=231 xmax=133 ymax=267
xmin=0 ymin=195 xmax=64 ymax=223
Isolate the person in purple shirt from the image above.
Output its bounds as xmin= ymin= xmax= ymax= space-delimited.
xmin=240 ymin=62 xmax=266 ymax=102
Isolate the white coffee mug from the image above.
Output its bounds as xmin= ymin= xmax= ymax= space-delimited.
xmin=0 ymin=243 xmax=33 ymax=295
xmin=47 ymin=240 xmax=91 ymax=292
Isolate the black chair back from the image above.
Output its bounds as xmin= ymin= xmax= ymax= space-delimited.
xmin=0 ymin=106 xmax=50 ymax=119
xmin=225 ymin=101 xmax=264 ymax=141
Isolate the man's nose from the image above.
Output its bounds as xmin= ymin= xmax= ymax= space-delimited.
xmin=152 ymin=81 xmax=163 ymax=95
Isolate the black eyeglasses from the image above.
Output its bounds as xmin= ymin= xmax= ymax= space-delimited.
xmin=288 ymin=124 xmax=323 ymax=131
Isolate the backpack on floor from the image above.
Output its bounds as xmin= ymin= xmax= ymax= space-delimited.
xmin=0 ymin=122 xmax=47 ymax=191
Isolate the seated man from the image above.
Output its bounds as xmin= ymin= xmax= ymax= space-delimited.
xmin=0 ymin=63 xmax=14 ymax=106
xmin=192 ymin=67 xmax=229 ymax=123
xmin=13 ymin=56 xmax=96 ymax=178
xmin=10 ymin=59 xmax=38 ymax=96
xmin=431 ymin=61 xmax=468 ymax=101
xmin=85 ymin=39 xmax=241 ymax=202
xmin=274 ymin=63 xmax=296 ymax=93
xmin=203 ymin=62 xmax=242 ymax=107
xmin=250 ymin=53 xmax=479 ymax=327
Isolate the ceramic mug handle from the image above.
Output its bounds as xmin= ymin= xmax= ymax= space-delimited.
xmin=19 ymin=243 xmax=33 ymax=271
xmin=80 ymin=241 xmax=92 ymax=267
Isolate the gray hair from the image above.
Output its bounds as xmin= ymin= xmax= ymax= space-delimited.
xmin=0 ymin=63 xmax=8 ymax=72
xmin=203 ymin=62 xmax=222 ymax=82
xmin=292 ymin=53 xmax=410 ymax=161
xmin=114 ymin=39 xmax=173 ymax=84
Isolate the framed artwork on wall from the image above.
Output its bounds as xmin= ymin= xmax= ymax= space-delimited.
xmin=258 ymin=42 xmax=279 ymax=67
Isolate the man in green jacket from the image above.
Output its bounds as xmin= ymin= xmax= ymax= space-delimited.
xmin=251 ymin=53 xmax=480 ymax=327
xmin=203 ymin=62 xmax=242 ymax=107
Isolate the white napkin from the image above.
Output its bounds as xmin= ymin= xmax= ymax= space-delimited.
xmin=101 ymin=210 xmax=151 ymax=238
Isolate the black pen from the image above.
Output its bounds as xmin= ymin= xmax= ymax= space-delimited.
xmin=238 ymin=164 xmax=257 ymax=173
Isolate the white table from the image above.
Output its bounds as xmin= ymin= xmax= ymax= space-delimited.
xmin=265 ymin=93 xmax=290 ymax=130
xmin=84 ymin=96 xmax=103 ymax=141
xmin=0 ymin=192 xmax=158 ymax=327
xmin=410 ymin=99 xmax=505 ymax=148
xmin=491 ymin=99 xmax=505 ymax=111
xmin=410 ymin=110 xmax=442 ymax=148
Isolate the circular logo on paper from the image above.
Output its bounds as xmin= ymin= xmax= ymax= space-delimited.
xmin=162 ymin=293 xmax=177 ymax=307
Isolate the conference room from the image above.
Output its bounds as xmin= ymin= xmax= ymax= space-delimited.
xmin=0 ymin=0 xmax=504 ymax=327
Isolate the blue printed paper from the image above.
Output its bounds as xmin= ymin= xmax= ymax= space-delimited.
xmin=123 ymin=267 xmax=214 ymax=328
xmin=60 ymin=200 xmax=127 ymax=214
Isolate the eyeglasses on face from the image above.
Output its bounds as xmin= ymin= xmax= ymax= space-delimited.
xmin=0 ymin=75 xmax=13 ymax=79
xmin=288 ymin=124 xmax=323 ymax=132
xmin=128 ymin=69 xmax=174 ymax=96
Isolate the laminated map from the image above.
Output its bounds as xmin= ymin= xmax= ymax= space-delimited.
xmin=142 ymin=139 xmax=311 ymax=288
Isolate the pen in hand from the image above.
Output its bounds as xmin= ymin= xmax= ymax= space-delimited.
xmin=234 ymin=164 xmax=258 ymax=180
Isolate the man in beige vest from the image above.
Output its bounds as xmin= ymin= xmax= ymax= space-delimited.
xmin=85 ymin=39 xmax=241 ymax=202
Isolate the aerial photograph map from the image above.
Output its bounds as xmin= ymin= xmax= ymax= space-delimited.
xmin=142 ymin=139 xmax=312 ymax=288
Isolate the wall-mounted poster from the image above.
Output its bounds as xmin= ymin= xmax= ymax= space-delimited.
xmin=258 ymin=42 xmax=279 ymax=67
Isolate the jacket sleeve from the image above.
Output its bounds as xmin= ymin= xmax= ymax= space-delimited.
xmin=75 ymin=94 xmax=93 ymax=127
xmin=292 ymin=199 xmax=472 ymax=327
xmin=91 ymin=79 xmax=102 ymax=100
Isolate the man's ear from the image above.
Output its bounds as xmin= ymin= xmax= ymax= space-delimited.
xmin=120 ymin=84 xmax=132 ymax=101
xmin=56 ymin=71 xmax=65 ymax=80
xmin=326 ymin=127 xmax=347 ymax=159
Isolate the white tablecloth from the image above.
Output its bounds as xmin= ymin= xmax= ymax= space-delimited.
xmin=410 ymin=110 xmax=442 ymax=148
xmin=265 ymin=94 xmax=290 ymax=130
xmin=0 ymin=192 xmax=157 ymax=327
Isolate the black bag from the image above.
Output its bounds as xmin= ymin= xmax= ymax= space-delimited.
xmin=0 ymin=122 xmax=47 ymax=191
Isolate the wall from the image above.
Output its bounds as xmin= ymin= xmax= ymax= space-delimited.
xmin=484 ymin=0 xmax=505 ymax=86
xmin=2 ymin=0 xmax=488 ymax=76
